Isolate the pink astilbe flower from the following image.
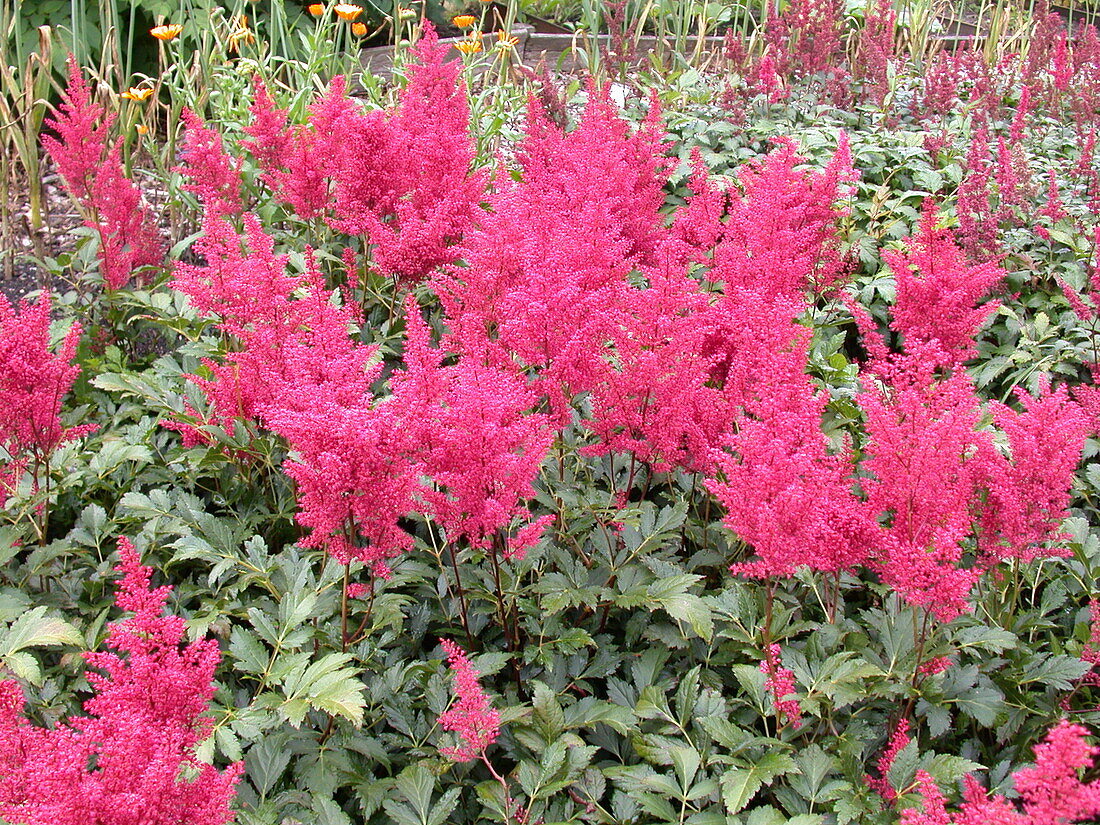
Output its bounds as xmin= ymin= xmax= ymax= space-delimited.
xmin=243 ymin=26 xmax=485 ymax=282
xmin=709 ymin=295 xmax=875 ymax=578
xmin=866 ymin=718 xmax=911 ymax=802
xmin=1056 ymin=230 xmax=1100 ymax=434
xmin=1014 ymin=721 xmax=1100 ymax=824
xmin=887 ymin=201 xmax=1003 ymax=369
xmin=171 ymin=213 xmax=374 ymax=432
xmin=347 ymin=24 xmax=487 ymax=281
xmin=715 ymin=135 xmax=856 ymax=301
xmin=1039 ymin=169 xmax=1066 ymax=226
xmin=0 ymin=538 xmax=241 ymax=825
xmin=707 ymin=137 xmax=874 ymax=578
xmin=42 ymin=58 xmax=162 ymax=290
xmin=433 ymin=85 xmax=672 ymax=413
xmin=760 ymin=644 xmax=802 ymax=730
xmin=902 ymin=722 xmax=1100 ymax=825
xmin=921 ymin=52 xmax=961 ymax=120
xmin=856 ymin=0 xmax=897 ymax=107
xmin=270 ymin=398 xmax=419 ymax=574
xmin=902 ymin=770 xmax=952 ymax=825
xmin=390 ymin=297 xmax=554 ymax=557
xmin=918 ymin=656 xmax=953 ymax=676
xmin=438 ymin=639 xmax=501 ymax=762
xmin=859 ymin=357 xmax=988 ymax=622
xmin=0 ymin=294 xmax=92 ymax=496
xmin=977 ymin=384 xmax=1088 ymax=565
xmin=855 ymin=205 xmax=1086 ymax=621
xmin=582 ymin=248 xmax=737 ymax=473
xmin=956 ymin=123 xmax=999 ymax=258
xmin=179 ymin=109 xmax=244 ymax=214
xmin=243 ymin=76 xmax=350 ymax=220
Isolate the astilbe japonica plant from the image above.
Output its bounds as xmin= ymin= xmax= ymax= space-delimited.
xmin=0 ymin=539 xmax=241 ymax=825
xmin=0 ymin=294 xmax=93 ymax=539
xmin=854 ymin=203 xmax=1088 ymax=622
xmin=901 ymin=720 xmax=1100 ymax=825
xmin=41 ymin=59 xmax=162 ymax=291
xmin=242 ymin=23 xmax=485 ymax=283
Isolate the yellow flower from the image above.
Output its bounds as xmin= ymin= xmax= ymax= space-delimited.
xmin=452 ymin=14 xmax=476 ymax=27
xmin=351 ymin=20 xmax=368 ymax=35
xmin=334 ymin=3 xmax=363 ymax=19
xmin=454 ymin=38 xmax=482 ymax=53
xmin=495 ymin=29 xmax=518 ymax=48
xmin=307 ymin=3 xmax=325 ymax=14
xmin=150 ymin=23 xmax=183 ymax=41
xmin=228 ymin=14 xmax=255 ymax=52
xmin=120 ymin=86 xmax=154 ymax=101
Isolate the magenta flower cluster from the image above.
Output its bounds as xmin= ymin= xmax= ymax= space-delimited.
xmin=0 ymin=539 xmax=241 ymax=824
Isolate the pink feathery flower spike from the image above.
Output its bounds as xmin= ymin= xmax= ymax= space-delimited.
xmin=901 ymin=721 xmax=1100 ymax=825
xmin=42 ymin=57 xmax=162 ymax=290
xmin=438 ymin=639 xmax=501 ymax=762
xmin=760 ymin=643 xmax=802 ymax=730
xmin=0 ymin=294 xmax=94 ymax=497
xmin=0 ymin=538 xmax=241 ymax=824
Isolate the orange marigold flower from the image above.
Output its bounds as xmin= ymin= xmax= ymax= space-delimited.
xmin=334 ymin=3 xmax=363 ymax=19
xmin=454 ymin=38 xmax=482 ymax=53
xmin=307 ymin=2 xmax=325 ymax=14
xmin=452 ymin=14 xmax=476 ymax=27
xmin=120 ymin=86 xmax=154 ymax=102
xmin=351 ymin=20 xmax=368 ymax=35
xmin=136 ymin=124 xmax=150 ymax=135
xmin=150 ymin=23 xmax=183 ymax=40
xmin=495 ymin=29 xmax=518 ymax=48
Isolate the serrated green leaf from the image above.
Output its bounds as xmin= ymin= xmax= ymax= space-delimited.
xmin=280 ymin=652 xmax=365 ymax=726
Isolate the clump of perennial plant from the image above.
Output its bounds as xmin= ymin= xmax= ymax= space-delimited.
xmin=41 ymin=58 xmax=162 ymax=291
xmin=0 ymin=294 xmax=93 ymax=517
xmin=0 ymin=539 xmax=241 ymax=825
xmin=901 ymin=721 xmax=1100 ymax=825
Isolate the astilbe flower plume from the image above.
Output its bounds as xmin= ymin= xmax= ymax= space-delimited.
xmin=432 ymin=85 xmax=673 ymax=414
xmin=0 ymin=294 xmax=93 ymax=496
xmin=390 ymin=297 xmax=554 ymax=558
xmin=977 ymin=384 xmax=1088 ymax=566
xmin=437 ymin=639 xmax=501 ymax=762
xmin=854 ymin=204 xmax=1087 ymax=621
xmin=347 ymin=24 xmax=487 ymax=281
xmin=956 ymin=123 xmax=1000 ymax=258
xmin=714 ymin=135 xmax=856 ymax=301
xmin=170 ymin=213 xmax=375 ymax=441
xmin=857 ymin=0 xmax=897 ymax=107
xmin=887 ymin=201 xmax=1003 ymax=370
xmin=707 ymin=137 xmax=875 ymax=579
xmin=866 ymin=718 xmax=911 ymax=802
xmin=179 ymin=109 xmax=245 ymax=215
xmin=0 ymin=538 xmax=241 ymax=824
xmin=901 ymin=721 xmax=1100 ymax=825
xmin=42 ymin=58 xmax=162 ymax=290
xmin=582 ymin=250 xmax=735 ymax=474
xmin=760 ymin=644 xmax=802 ymax=730
xmin=269 ymin=394 xmax=420 ymax=575
xmin=1058 ymin=227 xmax=1100 ymax=434
xmin=709 ymin=289 xmax=875 ymax=579
xmin=243 ymin=24 xmax=485 ymax=282
xmin=783 ymin=0 xmax=845 ymax=78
